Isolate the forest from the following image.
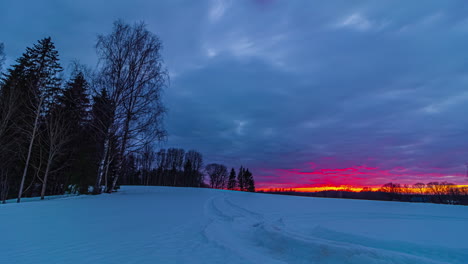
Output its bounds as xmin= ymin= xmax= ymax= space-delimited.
xmin=0 ymin=21 xmax=255 ymax=203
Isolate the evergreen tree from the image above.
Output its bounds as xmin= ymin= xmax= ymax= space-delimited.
xmin=245 ymin=169 xmax=255 ymax=192
xmin=59 ymin=72 xmax=93 ymax=194
xmin=1 ymin=37 xmax=63 ymax=202
xmin=60 ymin=72 xmax=90 ymax=127
xmin=0 ymin=44 xmax=20 ymax=203
xmin=237 ymin=166 xmax=245 ymax=191
xmin=227 ymin=168 xmax=236 ymax=190
xmin=0 ymin=43 xmax=5 ymax=73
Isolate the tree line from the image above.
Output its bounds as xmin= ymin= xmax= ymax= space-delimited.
xmin=261 ymin=181 xmax=468 ymax=205
xmin=0 ymin=20 xmax=255 ymax=204
xmin=206 ymin=165 xmax=255 ymax=191
xmin=118 ymin=147 xmax=255 ymax=192
xmin=375 ymin=181 xmax=468 ymax=205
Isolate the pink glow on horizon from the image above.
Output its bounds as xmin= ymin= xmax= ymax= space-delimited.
xmin=255 ymin=163 xmax=468 ymax=190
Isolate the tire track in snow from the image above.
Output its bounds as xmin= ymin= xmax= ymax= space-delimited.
xmin=204 ymin=194 xmax=451 ymax=264
xmin=203 ymin=195 xmax=285 ymax=264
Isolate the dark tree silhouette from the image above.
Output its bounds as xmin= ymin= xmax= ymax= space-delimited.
xmin=90 ymin=88 xmax=115 ymax=194
xmin=227 ymin=168 xmax=237 ymax=190
xmin=237 ymin=166 xmax=245 ymax=191
xmin=95 ymin=20 xmax=167 ymax=193
xmin=0 ymin=43 xmax=5 ymax=73
xmin=1 ymin=37 xmax=63 ymax=203
xmin=206 ymin=163 xmax=228 ymax=189
xmin=0 ymin=25 xmax=259 ymax=203
xmin=245 ymin=169 xmax=255 ymax=192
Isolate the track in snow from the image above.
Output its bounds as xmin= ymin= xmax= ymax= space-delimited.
xmin=1 ymin=186 xmax=467 ymax=264
xmin=203 ymin=194 xmax=459 ymax=264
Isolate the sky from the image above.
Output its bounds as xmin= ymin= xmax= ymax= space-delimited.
xmin=2 ymin=0 xmax=468 ymax=189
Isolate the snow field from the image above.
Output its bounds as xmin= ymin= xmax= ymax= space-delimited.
xmin=1 ymin=186 xmax=467 ymax=264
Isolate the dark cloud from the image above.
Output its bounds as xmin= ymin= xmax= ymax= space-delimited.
xmin=2 ymin=0 xmax=468 ymax=187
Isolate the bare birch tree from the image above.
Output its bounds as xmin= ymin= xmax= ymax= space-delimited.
xmin=95 ymin=20 xmax=167 ymax=193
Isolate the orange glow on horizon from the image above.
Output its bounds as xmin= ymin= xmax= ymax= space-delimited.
xmin=257 ymin=186 xmax=377 ymax=193
xmin=257 ymin=163 xmax=468 ymax=192
xmin=257 ymin=185 xmax=468 ymax=193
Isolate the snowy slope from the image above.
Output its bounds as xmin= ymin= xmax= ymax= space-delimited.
xmin=1 ymin=186 xmax=467 ymax=264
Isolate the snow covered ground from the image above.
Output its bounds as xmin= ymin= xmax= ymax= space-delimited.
xmin=1 ymin=186 xmax=467 ymax=264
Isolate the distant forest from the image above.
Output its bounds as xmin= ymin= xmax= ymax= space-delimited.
xmin=120 ymin=147 xmax=255 ymax=192
xmin=0 ymin=20 xmax=255 ymax=203
xmin=262 ymin=182 xmax=468 ymax=205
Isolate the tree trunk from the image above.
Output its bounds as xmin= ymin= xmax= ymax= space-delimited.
xmin=109 ymin=116 xmax=130 ymax=193
xmin=103 ymin=154 xmax=111 ymax=192
xmin=17 ymin=97 xmax=43 ymax=203
xmin=0 ymin=172 xmax=8 ymax=204
xmin=94 ymin=136 xmax=109 ymax=194
xmin=40 ymin=158 xmax=52 ymax=200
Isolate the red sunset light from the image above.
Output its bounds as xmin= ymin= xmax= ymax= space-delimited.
xmin=255 ymin=163 xmax=468 ymax=192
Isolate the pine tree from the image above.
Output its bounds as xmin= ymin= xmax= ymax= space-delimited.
xmin=227 ymin=168 xmax=236 ymax=190
xmin=237 ymin=166 xmax=245 ymax=191
xmin=245 ymin=169 xmax=255 ymax=192
xmin=59 ymin=72 xmax=93 ymax=194
xmin=0 ymin=43 xmax=5 ymax=73
xmin=0 ymin=44 xmax=20 ymax=203
xmin=2 ymin=37 xmax=63 ymax=202
xmin=60 ymin=72 xmax=90 ymax=127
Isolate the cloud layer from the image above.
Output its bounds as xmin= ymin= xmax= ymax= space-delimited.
xmin=2 ymin=0 xmax=468 ymax=187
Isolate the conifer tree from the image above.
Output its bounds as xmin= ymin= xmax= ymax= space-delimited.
xmin=245 ymin=169 xmax=255 ymax=192
xmin=60 ymin=72 xmax=90 ymax=128
xmin=2 ymin=37 xmax=63 ymax=202
xmin=237 ymin=166 xmax=245 ymax=191
xmin=0 ymin=44 xmax=19 ymax=202
xmin=0 ymin=43 xmax=5 ymax=73
xmin=59 ymin=72 xmax=92 ymax=194
xmin=227 ymin=168 xmax=236 ymax=190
